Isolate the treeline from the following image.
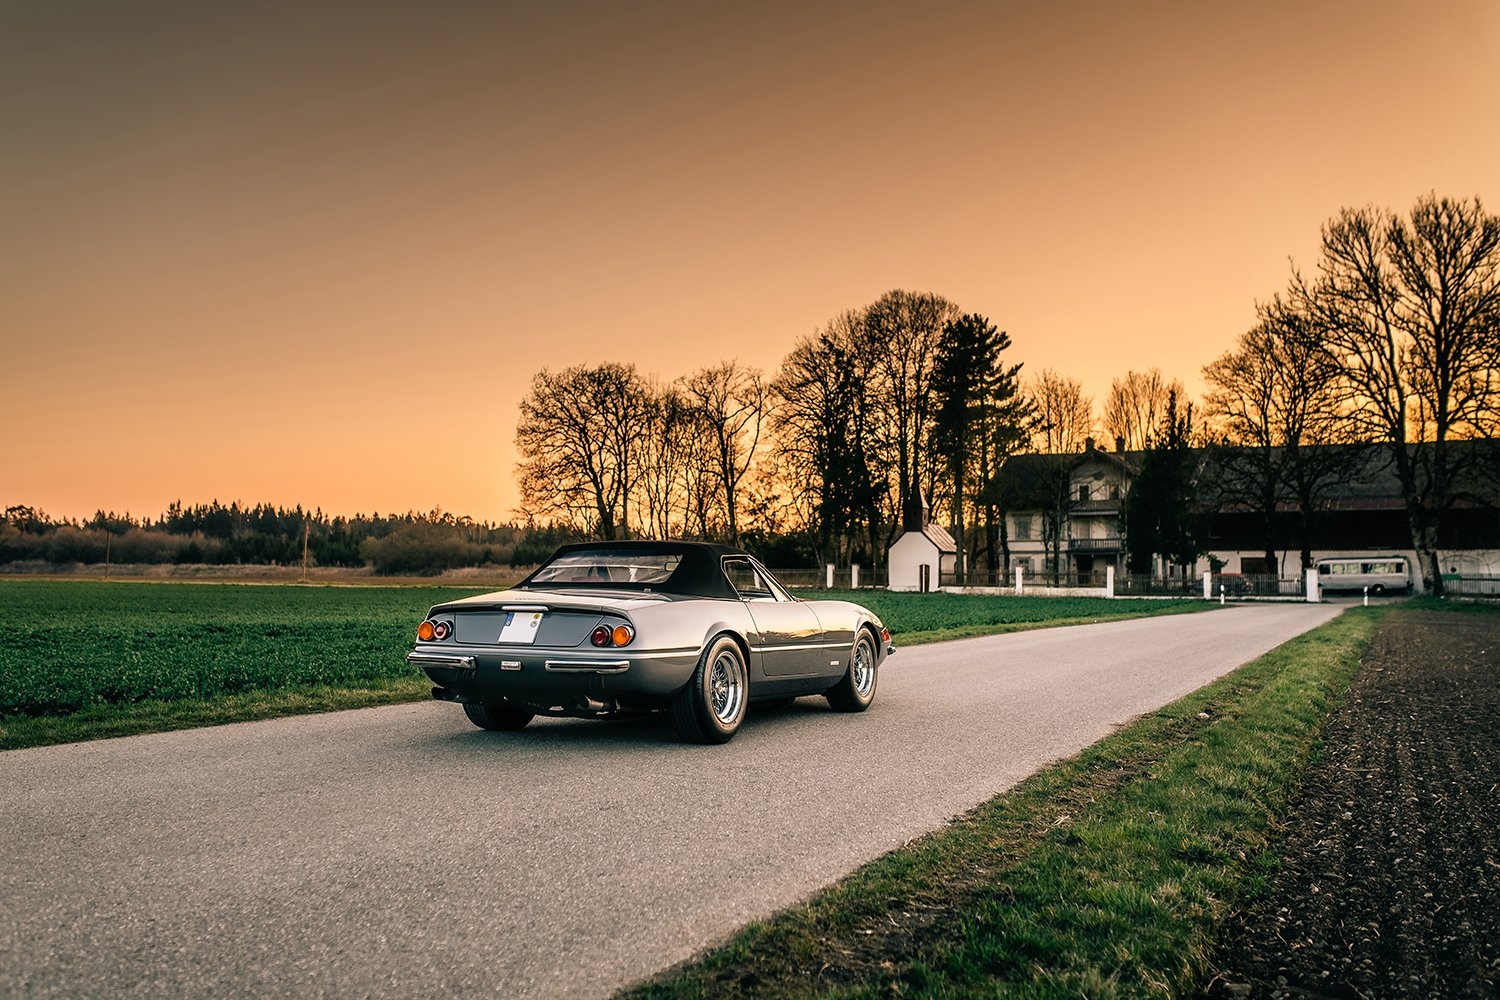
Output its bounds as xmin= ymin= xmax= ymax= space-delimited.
xmin=514 ymin=292 xmax=1033 ymax=577
xmin=7 ymin=195 xmax=1495 ymax=591
xmin=515 ymin=194 xmax=1500 ymax=595
xmin=1193 ymin=193 xmax=1500 ymax=594
xmin=0 ymin=503 xmax=582 ymax=575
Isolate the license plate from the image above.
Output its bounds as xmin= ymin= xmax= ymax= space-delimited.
xmin=498 ymin=611 xmax=543 ymax=644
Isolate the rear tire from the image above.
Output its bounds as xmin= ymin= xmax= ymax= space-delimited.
xmin=463 ymin=702 xmax=534 ymax=732
xmin=826 ymin=631 xmax=878 ymax=712
xmin=671 ymin=635 xmax=747 ymax=744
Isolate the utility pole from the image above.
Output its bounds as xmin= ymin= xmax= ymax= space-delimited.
xmin=302 ymin=522 xmax=310 ymax=582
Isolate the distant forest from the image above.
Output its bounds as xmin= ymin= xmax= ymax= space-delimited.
xmin=0 ymin=502 xmax=586 ymax=576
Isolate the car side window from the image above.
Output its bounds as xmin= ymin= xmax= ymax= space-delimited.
xmin=723 ymin=558 xmax=776 ymax=601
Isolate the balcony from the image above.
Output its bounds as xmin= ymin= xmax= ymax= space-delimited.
xmin=1067 ymin=535 xmax=1123 ymax=553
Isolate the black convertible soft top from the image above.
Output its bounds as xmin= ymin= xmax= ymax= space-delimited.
xmin=517 ymin=540 xmax=747 ymax=599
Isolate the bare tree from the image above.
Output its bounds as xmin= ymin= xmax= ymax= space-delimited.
xmin=770 ymin=313 xmax=886 ymax=567
xmin=1023 ymin=369 xmax=1095 ymax=577
xmin=514 ymin=362 xmax=654 ymax=539
xmin=1203 ymin=298 xmax=1352 ymax=573
xmin=862 ymin=290 xmax=961 ymax=527
xmin=1294 ymin=194 xmax=1500 ymax=593
xmin=682 ymin=361 xmax=769 ymax=544
xmin=633 ymin=382 xmax=713 ymax=540
xmin=1103 ymin=368 xmax=1184 ymax=451
xmin=1026 ymin=369 xmax=1094 ymax=453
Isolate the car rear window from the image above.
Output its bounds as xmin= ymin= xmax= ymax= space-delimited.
xmin=529 ymin=550 xmax=683 ymax=586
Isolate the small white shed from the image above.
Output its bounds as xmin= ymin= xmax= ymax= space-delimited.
xmin=887 ymin=491 xmax=957 ymax=592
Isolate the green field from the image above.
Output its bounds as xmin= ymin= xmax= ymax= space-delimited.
xmin=0 ymin=580 xmax=1209 ymax=749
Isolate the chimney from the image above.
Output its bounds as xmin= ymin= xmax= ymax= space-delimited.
xmin=1115 ymin=436 xmax=1126 ymax=453
xmin=1084 ymin=436 xmax=1095 ymax=453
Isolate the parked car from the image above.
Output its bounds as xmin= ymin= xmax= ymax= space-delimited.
xmin=1215 ymin=573 xmax=1254 ymax=596
xmin=408 ymin=540 xmax=894 ymax=743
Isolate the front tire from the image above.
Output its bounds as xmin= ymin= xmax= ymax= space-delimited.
xmin=671 ymin=635 xmax=748 ymax=744
xmin=463 ymin=702 xmax=534 ymax=732
xmin=826 ymin=631 xmax=878 ymax=712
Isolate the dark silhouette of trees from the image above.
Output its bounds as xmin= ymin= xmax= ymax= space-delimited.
xmin=1 ymin=501 xmax=555 ymax=574
xmin=1293 ymin=194 xmax=1500 ymax=594
xmin=1103 ymin=368 xmax=1183 ymax=452
xmin=1023 ymin=369 xmax=1095 ymax=578
xmin=929 ymin=314 xmax=1030 ymax=583
xmin=515 ymin=362 xmax=654 ymax=539
xmin=515 ymin=361 xmax=773 ymax=544
xmin=863 ymin=289 xmax=961 ymax=525
xmin=1124 ymin=391 xmax=1204 ymax=577
xmin=683 ymin=361 xmax=769 ymax=545
xmin=1202 ymin=297 xmax=1353 ymax=572
xmin=770 ymin=315 xmax=886 ymax=568
xmin=633 ymin=380 xmax=709 ymax=541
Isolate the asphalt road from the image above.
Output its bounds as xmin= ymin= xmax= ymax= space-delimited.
xmin=0 ymin=602 xmax=1343 ymax=999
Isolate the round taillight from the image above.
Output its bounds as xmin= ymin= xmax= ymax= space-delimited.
xmin=417 ymin=620 xmax=436 ymax=642
xmin=590 ymin=624 xmax=612 ymax=647
xmin=611 ymin=624 xmax=634 ymax=647
xmin=432 ymin=620 xmax=452 ymax=641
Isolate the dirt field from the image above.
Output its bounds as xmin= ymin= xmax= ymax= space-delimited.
xmin=1201 ymin=605 xmax=1500 ymax=999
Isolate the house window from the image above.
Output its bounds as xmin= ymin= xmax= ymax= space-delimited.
xmin=1077 ymin=484 xmax=1090 ymax=502
xmin=1013 ymin=515 xmax=1032 ymax=541
xmin=1109 ymin=484 xmax=1121 ymax=501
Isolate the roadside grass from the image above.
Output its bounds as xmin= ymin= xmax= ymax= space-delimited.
xmin=1409 ymin=593 xmax=1500 ymax=616
xmin=0 ymin=580 xmax=1215 ymax=752
xmin=621 ymin=607 xmax=1381 ymax=1000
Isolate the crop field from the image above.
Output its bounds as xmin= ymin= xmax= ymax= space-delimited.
xmin=0 ymin=580 xmax=1209 ymax=748
xmin=0 ymin=581 xmax=483 ymax=721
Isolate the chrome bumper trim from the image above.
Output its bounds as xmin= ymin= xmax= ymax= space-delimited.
xmin=407 ymin=651 xmax=477 ymax=670
xmin=544 ymin=659 xmax=630 ymax=674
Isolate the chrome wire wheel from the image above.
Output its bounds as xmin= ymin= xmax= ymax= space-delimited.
xmin=709 ymin=646 xmax=747 ymax=725
xmin=672 ymin=635 xmax=748 ymax=744
xmin=826 ymin=631 xmax=878 ymax=712
xmin=850 ymin=635 xmax=876 ymax=699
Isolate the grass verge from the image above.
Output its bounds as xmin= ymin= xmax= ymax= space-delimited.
xmin=620 ymin=606 xmax=1382 ymax=1000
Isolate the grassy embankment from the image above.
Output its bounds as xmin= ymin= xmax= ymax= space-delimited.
xmin=622 ymin=605 xmax=1386 ymax=1000
xmin=0 ymin=580 xmax=1209 ymax=751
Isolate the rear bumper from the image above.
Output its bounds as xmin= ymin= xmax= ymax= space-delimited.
xmin=407 ymin=642 xmax=700 ymax=710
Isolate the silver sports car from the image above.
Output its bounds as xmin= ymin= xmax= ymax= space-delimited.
xmin=408 ymin=540 xmax=894 ymax=743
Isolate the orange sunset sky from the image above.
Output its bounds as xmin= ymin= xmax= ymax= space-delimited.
xmin=4 ymin=0 xmax=1497 ymax=525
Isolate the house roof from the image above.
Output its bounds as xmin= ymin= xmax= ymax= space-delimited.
xmin=920 ymin=522 xmax=957 ymax=553
xmin=986 ymin=439 xmax=1500 ymax=513
xmin=982 ymin=439 xmax=1140 ymax=509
